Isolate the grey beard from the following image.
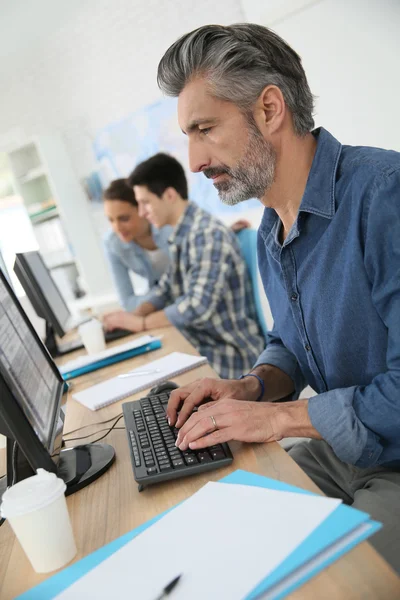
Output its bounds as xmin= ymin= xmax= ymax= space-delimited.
xmin=215 ymin=127 xmax=276 ymax=206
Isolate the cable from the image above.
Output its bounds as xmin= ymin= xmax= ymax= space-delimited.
xmin=11 ymin=441 xmax=18 ymax=486
xmin=63 ymin=413 xmax=123 ymax=438
xmin=64 ymin=414 xmax=125 ymax=446
xmin=65 ymin=425 xmax=125 ymax=442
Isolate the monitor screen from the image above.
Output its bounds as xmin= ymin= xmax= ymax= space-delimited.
xmin=14 ymin=251 xmax=71 ymax=336
xmin=0 ymin=274 xmax=62 ymax=450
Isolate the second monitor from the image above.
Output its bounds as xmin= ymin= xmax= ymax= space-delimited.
xmin=14 ymin=251 xmax=131 ymax=357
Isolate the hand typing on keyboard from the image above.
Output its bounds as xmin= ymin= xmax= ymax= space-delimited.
xmin=122 ymin=389 xmax=233 ymax=490
xmin=175 ymin=398 xmax=286 ymax=451
xmin=167 ymin=376 xmax=262 ymax=428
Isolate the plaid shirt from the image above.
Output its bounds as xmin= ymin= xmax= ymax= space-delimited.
xmin=145 ymin=202 xmax=264 ymax=379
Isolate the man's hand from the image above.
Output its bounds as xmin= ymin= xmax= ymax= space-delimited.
xmin=175 ymin=399 xmax=283 ymax=450
xmin=102 ymin=311 xmax=144 ymax=332
xmin=175 ymin=398 xmax=318 ymax=450
xmin=167 ymin=376 xmax=261 ymax=428
xmin=230 ymin=219 xmax=251 ymax=232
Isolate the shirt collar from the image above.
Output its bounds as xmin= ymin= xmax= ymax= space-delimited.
xmin=168 ymin=201 xmax=196 ymax=245
xmin=259 ymin=127 xmax=342 ymax=247
xmin=299 ymin=127 xmax=342 ymax=218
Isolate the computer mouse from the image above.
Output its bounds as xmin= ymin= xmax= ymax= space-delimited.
xmin=150 ymin=380 xmax=179 ymax=395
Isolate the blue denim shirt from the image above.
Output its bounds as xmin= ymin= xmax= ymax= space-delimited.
xmin=255 ymin=127 xmax=400 ymax=469
xmin=103 ymin=225 xmax=172 ymax=311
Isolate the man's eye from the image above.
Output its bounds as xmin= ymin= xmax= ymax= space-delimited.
xmin=199 ymin=127 xmax=211 ymax=135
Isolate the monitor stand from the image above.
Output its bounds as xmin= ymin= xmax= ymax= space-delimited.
xmin=45 ymin=321 xmax=83 ymax=358
xmin=0 ymin=439 xmax=115 ymax=501
xmin=58 ymin=443 xmax=116 ymax=495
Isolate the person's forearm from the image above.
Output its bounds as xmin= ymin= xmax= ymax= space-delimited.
xmin=275 ymin=399 xmax=322 ymax=440
xmin=144 ymin=310 xmax=171 ymax=330
xmin=134 ymin=302 xmax=156 ymax=317
xmin=252 ymin=364 xmax=295 ymax=402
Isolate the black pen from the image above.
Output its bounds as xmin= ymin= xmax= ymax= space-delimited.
xmin=153 ymin=574 xmax=182 ymax=600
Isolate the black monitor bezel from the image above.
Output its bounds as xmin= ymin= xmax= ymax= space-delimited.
xmin=13 ymin=251 xmax=71 ymax=338
xmin=0 ymin=268 xmax=67 ymax=472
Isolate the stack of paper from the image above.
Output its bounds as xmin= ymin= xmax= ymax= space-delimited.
xmin=17 ymin=470 xmax=381 ymax=600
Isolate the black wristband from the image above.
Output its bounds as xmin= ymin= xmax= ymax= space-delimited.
xmin=239 ymin=373 xmax=265 ymax=402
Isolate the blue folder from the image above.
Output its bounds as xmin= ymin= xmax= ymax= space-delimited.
xmin=61 ymin=339 xmax=162 ymax=380
xmin=17 ymin=469 xmax=380 ymax=600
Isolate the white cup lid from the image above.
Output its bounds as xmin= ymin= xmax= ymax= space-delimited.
xmin=1 ymin=469 xmax=66 ymax=519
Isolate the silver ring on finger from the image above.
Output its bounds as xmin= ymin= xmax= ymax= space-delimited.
xmin=210 ymin=415 xmax=218 ymax=430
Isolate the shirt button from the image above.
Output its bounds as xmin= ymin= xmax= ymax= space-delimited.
xmin=304 ymin=344 xmax=311 ymax=352
xmin=291 ymin=293 xmax=298 ymax=301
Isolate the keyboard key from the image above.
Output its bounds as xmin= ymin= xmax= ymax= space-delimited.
xmin=157 ymin=451 xmax=169 ymax=459
xmin=196 ymin=451 xmax=212 ymax=464
xmin=210 ymin=449 xmax=226 ymax=461
xmin=184 ymin=455 xmax=198 ymax=465
xmin=147 ymin=467 xmax=157 ymax=474
xmin=159 ymin=464 xmax=172 ymax=472
xmin=172 ymin=459 xmax=185 ymax=468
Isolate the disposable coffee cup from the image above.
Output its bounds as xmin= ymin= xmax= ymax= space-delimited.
xmin=78 ymin=318 xmax=106 ymax=354
xmin=0 ymin=469 xmax=77 ymax=573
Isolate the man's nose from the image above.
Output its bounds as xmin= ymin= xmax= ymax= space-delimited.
xmin=188 ymin=138 xmax=211 ymax=173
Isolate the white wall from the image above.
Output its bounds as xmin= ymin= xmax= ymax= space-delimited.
xmin=0 ymin=0 xmax=244 ymax=178
xmin=244 ymin=0 xmax=400 ymax=151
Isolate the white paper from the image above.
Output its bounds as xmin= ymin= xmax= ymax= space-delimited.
xmin=59 ymin=335 xmax=157 ymax=374
xmin=55 ymin=482 xmax=341 ymax=600
xmin=71 ymin=352 xmax=207 ymax=409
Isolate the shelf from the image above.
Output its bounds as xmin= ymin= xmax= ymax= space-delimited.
xmin=29 ymin=205 xmax=59 ymax=224
xmin=19 ymin=167 xmax=46 ymax=184
xmin=47 ymin=260 xmax=76 ymax=270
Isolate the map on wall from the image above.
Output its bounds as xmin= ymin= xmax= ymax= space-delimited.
xmin=93 ymin=97 xmax=260 ymax=216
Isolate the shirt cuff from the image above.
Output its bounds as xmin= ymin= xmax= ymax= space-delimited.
xmin=142 ymin=291 xmax=167 ymax=312
xmin=254 ymin=344 xmax=306 ymax=398
xmin=124 ymin=295 xmax=144 ymax=312
xmin=308 ymin=387 xmax=383 ymax=467
xmin=164 ymin=303 xmax=187 ymax=329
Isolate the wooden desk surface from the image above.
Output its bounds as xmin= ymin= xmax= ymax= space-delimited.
xmin=1 ymin=327 xmax=399 ymax=599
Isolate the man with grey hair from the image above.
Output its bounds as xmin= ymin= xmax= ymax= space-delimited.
xmin=160 ymin=24 xmax=400 ymax=572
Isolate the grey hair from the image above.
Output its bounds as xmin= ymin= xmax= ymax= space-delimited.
xmin=158 ymin=23 xmax=315 ymax=136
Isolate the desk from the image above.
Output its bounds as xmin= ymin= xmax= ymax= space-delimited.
xmin=1 ymin=327 xmax=399 ymax=599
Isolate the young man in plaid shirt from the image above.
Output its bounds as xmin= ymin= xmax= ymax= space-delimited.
xmin=103 ymin=153 xmax=264 ymax=379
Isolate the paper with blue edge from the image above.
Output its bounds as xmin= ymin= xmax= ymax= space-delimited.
xmin=61 ymin=340 xmax=162 ymax=380
xmin=16 ymin=469 xmax=380 ymax=600
xmin=223 ymin=471 xmax=381 ymax=599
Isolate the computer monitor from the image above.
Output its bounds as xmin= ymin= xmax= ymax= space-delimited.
xmin=14 ymin=251 xmax=132 ymax=357
xmin=13 ymin=251 xmax=84 ymax=357
xmin=14 ymin=251 xmax=72 ymax=335
xmin=0 ymin=268 xmax=115 ymax=501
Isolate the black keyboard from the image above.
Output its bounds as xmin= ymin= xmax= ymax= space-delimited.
xmin=104 ymin=328 xmax=132 ymax=343
xmin=122 ymin=390 xmax=233 ymax=491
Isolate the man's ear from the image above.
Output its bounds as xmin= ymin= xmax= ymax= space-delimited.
xmin=163 ymin=187 xmax=178 ymax=203
xmin=253 ymin=84 xmax=286 ymax=136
